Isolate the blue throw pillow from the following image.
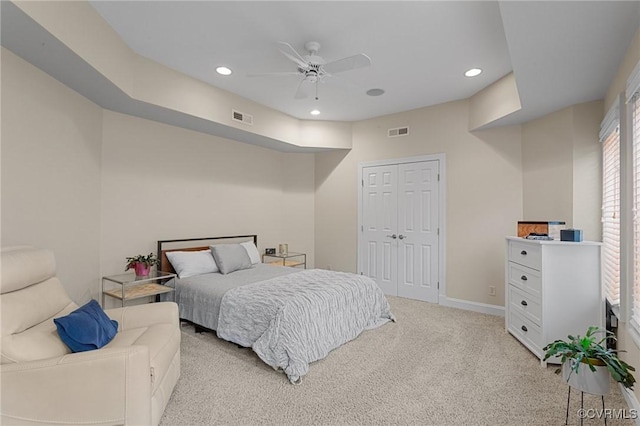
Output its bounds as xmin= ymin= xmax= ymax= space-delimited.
xmin=54 ymin=299 xmax=118 ymax=353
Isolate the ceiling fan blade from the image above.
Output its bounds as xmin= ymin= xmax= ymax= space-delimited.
xmin=278 ymin=42 xmax=309 ymax=69
xmin=247 ymin=71 xmax=301 ymax=78
xmin=323 ymin=53 xmax=372 ymax=74
xmin=294 ymin=79 xmax=312 ymax=99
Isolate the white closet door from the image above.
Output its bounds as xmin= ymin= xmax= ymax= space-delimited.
xmin=397 ymin=161 xmax=439 ymax=302
xmin=360 ymin=159 xmax=440 ymax=302
xmin=362 ymin=165 xmax=398 ymax=296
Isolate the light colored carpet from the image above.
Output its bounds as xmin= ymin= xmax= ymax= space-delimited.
xmin=160 ymin=296 xmax=634 ymax=425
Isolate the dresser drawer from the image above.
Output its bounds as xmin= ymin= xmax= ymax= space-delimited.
xmin=508 ymin=309 xmax=543 ymax=353
xmin=508 ymin=284 xmax=542 ymax=326
xmin=508 ymin=262 xmax=541 ymax=298
xmin=508 ymin=240 xmax=541 ymax=270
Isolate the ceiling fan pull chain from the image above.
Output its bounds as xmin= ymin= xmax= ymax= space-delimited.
xmin=315 ymin=79 xmax=319 ymax=100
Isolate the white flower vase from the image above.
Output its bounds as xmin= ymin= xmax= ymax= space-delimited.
xmin=562 ymin=359 xmax=611 ymax=396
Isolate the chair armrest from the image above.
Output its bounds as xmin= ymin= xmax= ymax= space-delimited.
xmin=1 ymin=346 xmax=151 ymax=425
xmin=106 ymin=302 xmax=179 ymax=331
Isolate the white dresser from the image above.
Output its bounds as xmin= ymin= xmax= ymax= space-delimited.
xmin=505 ymin=237 xmax=603 ymax=364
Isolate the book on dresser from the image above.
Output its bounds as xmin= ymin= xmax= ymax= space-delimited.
xmin=505 ymin=237 xmax=603 ymax=365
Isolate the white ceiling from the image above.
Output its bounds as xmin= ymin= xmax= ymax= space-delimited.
xmin=88 ymin=1 xmax=640 ymax=125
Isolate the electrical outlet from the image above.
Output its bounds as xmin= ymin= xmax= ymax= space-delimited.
xmin=488 ymin=286 xmax=496 ymax=296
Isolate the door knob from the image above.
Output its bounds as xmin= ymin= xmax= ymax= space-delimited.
xmin=398 ymin=234 xmax=406 ymax=240
xmin=386 ymin=234 xmax=397 ymax=239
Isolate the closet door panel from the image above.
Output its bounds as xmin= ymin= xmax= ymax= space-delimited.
xmin=397 ymin=161 xmax=439 ymax=302
xmin=362 ymin=165 xmax=398 ymax=296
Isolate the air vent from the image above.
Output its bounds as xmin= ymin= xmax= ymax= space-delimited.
xmin=232 ymin=109 xmax=253 ymax=125
xmin=388 ymin=126 xmax=409 ymax=138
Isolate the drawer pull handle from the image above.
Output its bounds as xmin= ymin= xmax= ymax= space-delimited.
xmin=521 ymin=250 xmax=527 ymax=256
xmin=521 ymin=300 xmax=528 ymax=306
xmin=521 ymin=325 xmax=528 ymax=332
xmin=521 ymin=275 xmax=528 ymax=281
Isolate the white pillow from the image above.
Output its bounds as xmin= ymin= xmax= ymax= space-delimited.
xmin=241 ymin=241 xmax=261 ymax=265
xmin=166 ymin=250 xmax=219 ymax=278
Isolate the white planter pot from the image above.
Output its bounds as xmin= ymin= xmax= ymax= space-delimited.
xmin=562 ymin=359 xmax=611 ymax=396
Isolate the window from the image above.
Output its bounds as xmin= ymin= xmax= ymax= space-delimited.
xmin=628 ymin=58 xmax=640 ymax=334
xmin=631 ymin=93 xmax=640 ymax=332
xmin=602 ymin=111 xmax=620 ymax=305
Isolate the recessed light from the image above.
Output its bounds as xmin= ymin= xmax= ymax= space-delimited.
xmin=310 ymin=109 xmax=321 ymax=116
xmin=366 ymin=88 xmax=385 ymax=96
xmin=464 ymin=68 xmax=482 ymax=77
xmin=216 ymin=66 xmax=232 ymax=76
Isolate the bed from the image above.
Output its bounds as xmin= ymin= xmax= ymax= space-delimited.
xmin=157 ymin=235 xmax=394 ymax=383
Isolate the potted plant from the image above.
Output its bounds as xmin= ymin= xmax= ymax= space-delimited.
xmin=125 ymin=253 xmax=159 ymax=277
xmin=543 ymin=326 xmax=636 ymax=395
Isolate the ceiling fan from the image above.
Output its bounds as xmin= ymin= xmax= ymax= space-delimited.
xmin=248 ymin=41 xmax=372 ymax=100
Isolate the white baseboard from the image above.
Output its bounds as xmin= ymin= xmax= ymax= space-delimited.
xmin=440 ymin=296 xmax=505 ymax=317
xmin=619 ymin=384 xmax=640 ymax=425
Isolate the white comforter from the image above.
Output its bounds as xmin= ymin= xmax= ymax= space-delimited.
xmin=216 ymin=269 xmax=395 ymax=383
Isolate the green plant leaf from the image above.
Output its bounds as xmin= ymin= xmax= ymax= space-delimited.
xmin=543 ymin=326 xmax=636 ymax=390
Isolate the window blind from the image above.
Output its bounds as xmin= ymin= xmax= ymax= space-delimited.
xmin=630 ymin=93 xmax=640 ymax=332
xmin=602 ymin=126 xmax=620 ymax=305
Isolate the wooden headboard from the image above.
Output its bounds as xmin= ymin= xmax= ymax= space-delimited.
xmin=157 ymin=235 xmax=258 ymax=275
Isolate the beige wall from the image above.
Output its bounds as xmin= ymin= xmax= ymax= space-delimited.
xmin=1 ymin=48 xmax=103 ymax=303
xmin=521 ymin=107 xmax=574 ymax=225
xmin=315 ymin=100 xmax=523 ymax=307
xmin=572 ymin=101 xmax=603 ymax=241
xmin=521 ymin=101 xmax=603 ymax=241
xmin=468 ymin=72 xmax=521 ymax=130
xmin=14 ymin=0 xmax=136 ymax=94
xmin=605 ymin=27 xmax=640 ymax=111
xmin=1 ymin=48 xmax=316 ymax=307
xmin=99 ymin=110 xmax=315 ymax=292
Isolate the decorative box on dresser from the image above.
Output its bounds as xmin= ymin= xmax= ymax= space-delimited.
xmin=505 ymin=237 xmax=603 ymax=365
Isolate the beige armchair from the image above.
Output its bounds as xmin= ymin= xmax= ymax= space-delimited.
xmin=1 ymin=246 xmax=181 ymax=425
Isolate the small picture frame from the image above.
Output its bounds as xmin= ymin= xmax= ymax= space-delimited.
xmin=265 ymin=248 xmax=276 ymax=255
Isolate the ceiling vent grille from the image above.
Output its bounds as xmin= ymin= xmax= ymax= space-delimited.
xmin=388 ymin=126 xmax=409 ymax=138
xmin=232 ymin=109 xmax=253 ymax=125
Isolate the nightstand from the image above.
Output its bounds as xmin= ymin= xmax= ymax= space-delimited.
xmin=262 ymin=252 xmax=306 ymax=269
xmin=102 ymin=270 xmax=176 ymax=307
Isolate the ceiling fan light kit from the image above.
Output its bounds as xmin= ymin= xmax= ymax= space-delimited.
xmin=249 ymin=41 xmax=371 ymax=101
